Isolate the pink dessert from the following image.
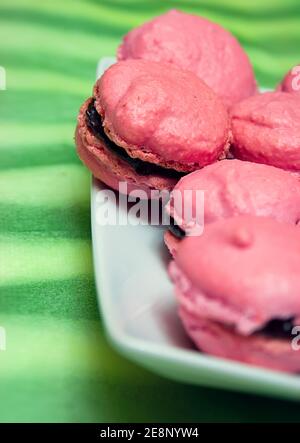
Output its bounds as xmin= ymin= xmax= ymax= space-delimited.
xmin=277 ymin=64 xmax=300 ymax=95
xmin=118 ymin=10 xmax=257 ymax=107
xmin=165 ymin=159 xmax=300 ymax=255
xmin=76 ymin=59 xmax=230 ymax=195
xmin=169 ymin=215 xmax=300 ymax=373
xmin=231 ymin=92 xmax=300 ymax=171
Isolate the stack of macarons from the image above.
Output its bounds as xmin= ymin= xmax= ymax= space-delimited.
xmin=75 ymin=9 xmax=300 ymax=373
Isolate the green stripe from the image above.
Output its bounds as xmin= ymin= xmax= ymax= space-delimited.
xmin=9 ymin=69 xmax=90 ymax=95
xmin=99 ymin=0 xmax=298 ymax=15
xmin=0 ymin=205 xmax=90 ymax=238
xmin=0 ymin=0 xmax=147 ymax=29
xmin=0 ymin=236 xmax=93 ymax=285
xmin=0 ymin=145 xmax=79 ymax=170
xmin=0 ymin=123 xmax=74 ymax=149
xmin=1 ymin=375 xmax=300 ymax=423
xmin=1 ymin=48 xmax=96 ymax=80
xmin=0 ymin=278 xmax=98 ymax=320
xmin=0 ymin=90 xmax=82 ymax=124
xmin=182 ymin=1 xmax=300 ymax=18
xmin=0 ymin=7 xmax=129 ymax=38
xmin=0 ymin=22 xmax=118 ymax=61
xmin=0 ymin=315 xmax=144 ymax=380
xmin=2 ymin=5 xmax=300 ymax=40
xmin=0 ymin=121 xmax=80 ymax=170
xmin=0 ymin=164 xmax=90 ymax=207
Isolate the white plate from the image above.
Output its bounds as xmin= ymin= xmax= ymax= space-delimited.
xmin=91 ymin=58 xmax=300 ymax=402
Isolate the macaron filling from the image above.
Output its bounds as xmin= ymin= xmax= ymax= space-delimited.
xmin=168 ymin=217 xmax=185 ymax=239
xmin=255 ymin=317 xmax=295 ymax=339
xmin=202 ymin=317 xmax=296 ymax=340
xmin=210 ymin=317 xmax=296 ymax=341
xmin=86 ymin=100 xmax=185 ymax=179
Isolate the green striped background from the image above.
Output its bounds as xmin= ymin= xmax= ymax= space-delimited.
xmin=1 ymin=0 xmax=300 ymax=422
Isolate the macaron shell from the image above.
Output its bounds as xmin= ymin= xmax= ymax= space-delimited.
xmin=169 ymin=259 xmax=259 ymax=335
xmin=277 ymin=65 xmax=300 ymax=95
xmin=117 ymin=10 xmax=257 ymax=107
xmin=76 ymin=126 xmax=152 ymax=196
xmin=231 ymin=92 xmax=300 ymax=171
xmin=179 ymin=309 xmax=300 ymax=373
xmin=76 ymin=98 xmax=177 ymax=195
xmin=166 ymin=159 xmax=300 ymax=232
xmin=94 ymin=59 xmax=230 ymax=171
xmin=171 ymin=216 xmax=300 ymax=334
xmin=164 ymin=230 xmax=180 ymax=257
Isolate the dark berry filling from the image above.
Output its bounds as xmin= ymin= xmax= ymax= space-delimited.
xmin=168 ymin=216 xmax=185 ymax=239
xmin=256 ymin=317 xmax=295 ymax=339
xmin=86 ymin=100 xmax=185 ymax=179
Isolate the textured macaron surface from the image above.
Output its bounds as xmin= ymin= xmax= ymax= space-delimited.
xmin=76 ymin=98 xmax=178 ymax=194
xmin=167 ymin=159 xmax=300 ymax=231
xmin=231 ymin=92 xmax=300 ymax=171
xmin=117 ymin=10 xmax=257 ymax=107
xmin=94 ymin=59 xmax=230 ymax=171
xmin=278 ymin=65 xmax=300 ymax=95
xmin=170 ymin=216 xmax=300 ymax=335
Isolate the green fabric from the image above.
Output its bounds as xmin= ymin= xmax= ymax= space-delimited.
xmin=1 ymin=0 xmax=300 ymax=423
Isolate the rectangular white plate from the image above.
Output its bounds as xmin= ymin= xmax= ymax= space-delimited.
xmin=91 ymin=58 xmax=300 ymax=402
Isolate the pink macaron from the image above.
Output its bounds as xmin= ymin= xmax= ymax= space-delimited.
xmin=118 ymin=10 xmax=257 ymax=107
xmin=165 ymin=159 xmax=300 ymax=255
xmin=277 ymin=64 xmax=300 ymax=95
xmin=169 ymin=215 xmax=300 ymax=373
xmin=231 ymin=91 xmax=300 ymax=171
xmin=76 ymin=59 xmax=230 ymax=195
